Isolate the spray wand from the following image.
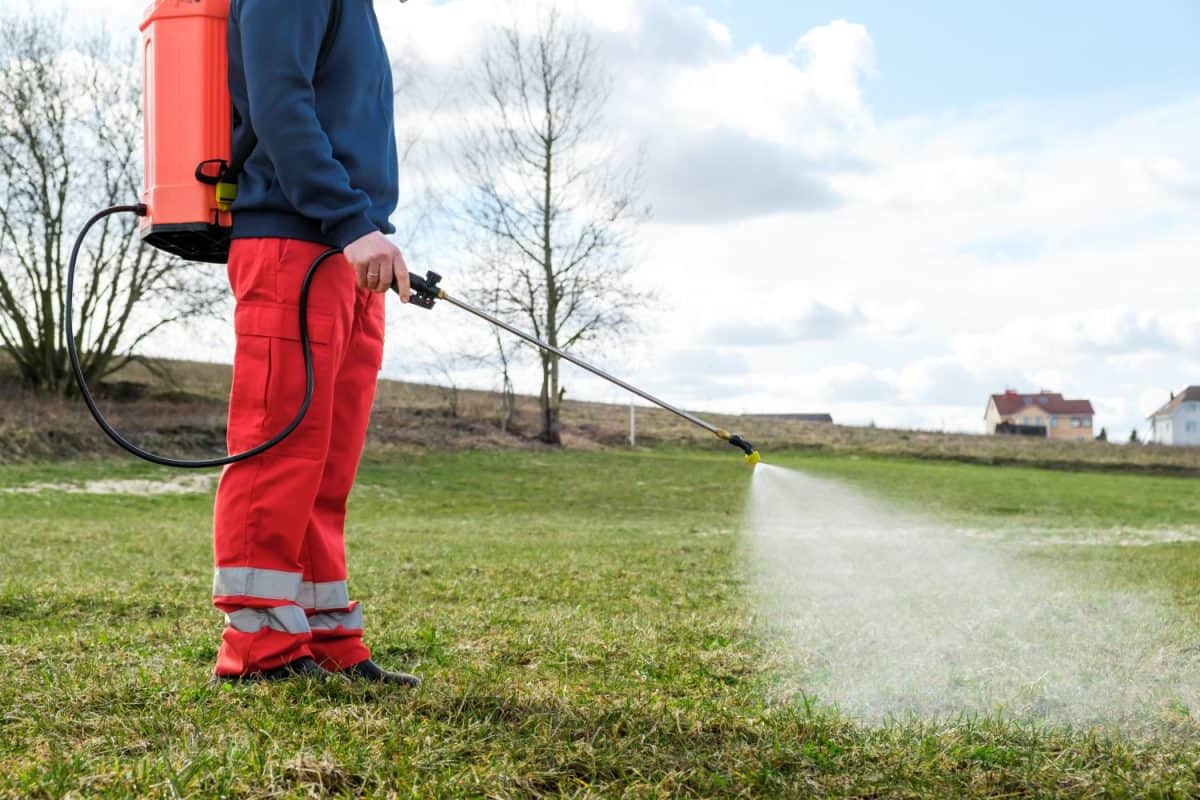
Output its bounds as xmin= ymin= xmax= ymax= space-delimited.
xmin=404 ymin=270 xmax=761 ymax=466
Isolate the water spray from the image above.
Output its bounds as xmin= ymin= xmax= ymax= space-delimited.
xmin=746 ymin=464 xmax=1200 ymax=730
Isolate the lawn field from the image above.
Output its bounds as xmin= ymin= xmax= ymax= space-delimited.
xmin=3 ymin=448 xmax=1200 ymax=797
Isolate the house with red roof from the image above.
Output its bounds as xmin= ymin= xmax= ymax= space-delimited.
xmin=985 ymin=390 xmax=1095 ymax=441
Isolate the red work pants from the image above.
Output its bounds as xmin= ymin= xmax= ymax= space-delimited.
xmin=211 ymin=237 xmax=384 ymax=676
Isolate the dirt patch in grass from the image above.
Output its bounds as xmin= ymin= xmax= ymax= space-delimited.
xmin=1 ymin=473 xmax=216 ymax=496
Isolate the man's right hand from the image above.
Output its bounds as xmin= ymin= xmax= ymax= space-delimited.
xmin=343 ymin=231 xmax=410 ymax=301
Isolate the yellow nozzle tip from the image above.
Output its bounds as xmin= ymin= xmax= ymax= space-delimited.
xmin=745 ymin=451 xmax=761 ymax=466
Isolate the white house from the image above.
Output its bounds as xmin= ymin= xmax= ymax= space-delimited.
xmin=1148 ymin=387 xmax=1200 ymax=446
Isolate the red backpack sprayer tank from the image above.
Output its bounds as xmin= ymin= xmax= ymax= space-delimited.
xmin=64 ymin=0 xmax=760 ymax=468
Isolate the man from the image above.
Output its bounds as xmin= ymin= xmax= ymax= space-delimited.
xmin=210 ymin=0 xmax=418 ymax=684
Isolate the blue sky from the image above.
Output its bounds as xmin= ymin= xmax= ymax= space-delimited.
xmin=694 ymin=1 xmax=1200 ymax=117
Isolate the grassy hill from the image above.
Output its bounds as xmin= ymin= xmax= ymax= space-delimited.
xmin=4 ymin=354 xmax=1200 ymax=474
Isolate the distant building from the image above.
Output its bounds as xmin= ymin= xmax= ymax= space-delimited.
xmin=1148 ymin=387 xmax=1200 ymax=446
xmin=984 ymin=390 xmax=1095 ymax=441
xmin=745 ymin=413 xmax=834 ymax=424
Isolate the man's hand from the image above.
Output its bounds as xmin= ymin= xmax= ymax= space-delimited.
xmin=343 ymin=231 xmax=410 ymax=301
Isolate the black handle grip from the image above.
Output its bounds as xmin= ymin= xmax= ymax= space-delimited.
xmin=391 ymin=270 xmax=442 ymax=310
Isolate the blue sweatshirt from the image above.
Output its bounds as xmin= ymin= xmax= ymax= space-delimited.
xmin=228 ymin=0 xmax=398 ymax=248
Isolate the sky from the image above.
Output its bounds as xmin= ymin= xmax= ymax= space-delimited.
xmin=36 ymin=0 xmax=1200 ymax=438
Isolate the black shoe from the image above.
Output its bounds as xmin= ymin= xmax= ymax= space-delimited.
xmin=212 ymin=656 xmax=337 ymax=685
xmin=345 ymin=659 xmax=421 ymax=687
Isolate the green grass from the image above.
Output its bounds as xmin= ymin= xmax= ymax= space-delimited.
xmin=775 ymin=451 xmax=1200 ymax=529
xmin=3 ymin=448 xmax=1200 ymax=797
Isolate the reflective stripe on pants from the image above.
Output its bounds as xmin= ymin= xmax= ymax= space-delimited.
xmin=213 ymin=567 xmax=303 ymax=601
xmin=226 ymin=605 xmax=311 ymax=635
xmin=298 ymin=580 xmax=350 ymax=611
xmin=308 ymin=605 xmax=364 ymax=632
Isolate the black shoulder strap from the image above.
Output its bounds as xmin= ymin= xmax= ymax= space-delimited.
xmin=219 ymin=0 xmax=343 ymax=187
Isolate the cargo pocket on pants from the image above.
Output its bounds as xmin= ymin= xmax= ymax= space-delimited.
xmin=359 ymin=290 xmax=386 ymax=371
xmin=231 ymin=301 xmax=336 ymax=460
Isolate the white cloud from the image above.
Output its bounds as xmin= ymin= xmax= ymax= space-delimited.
xmin=791 ymin=19 xmax=876 ymax=113
xmin=954 ymin=311 xmax=1200 ymax=368
xmin=664 ymin=36 xmax=871 ymax=145
xmin=646 ymin=127 xmax=850 ymax=222
xmin=706 ymin=302 xmax=866 ymax=346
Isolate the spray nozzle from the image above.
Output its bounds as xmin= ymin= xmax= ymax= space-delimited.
xmin=716 ymin=430 xmax=760 ymax=465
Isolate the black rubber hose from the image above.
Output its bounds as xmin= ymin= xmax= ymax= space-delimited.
xmin=65 ymin=204 xmax=339 ymax=468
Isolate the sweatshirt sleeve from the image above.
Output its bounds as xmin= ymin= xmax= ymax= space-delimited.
xmin=235 ymin=0 xmax=378 ymax=247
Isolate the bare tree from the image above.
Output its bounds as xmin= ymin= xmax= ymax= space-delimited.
xmin=0 ymin=13 xmax=221 ymax=394
xmin=454 ymin=11 xmax=648 ymax=444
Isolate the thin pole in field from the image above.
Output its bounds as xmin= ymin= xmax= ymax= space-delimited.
xmin=629 ymin=399 xmax=636 ymax=448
